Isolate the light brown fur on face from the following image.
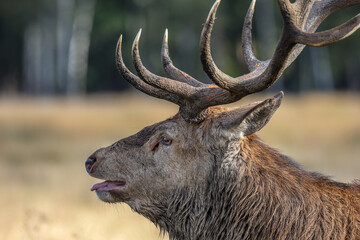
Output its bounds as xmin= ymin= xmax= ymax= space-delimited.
xmin=88 ymin=112 xmax=214 ymax=205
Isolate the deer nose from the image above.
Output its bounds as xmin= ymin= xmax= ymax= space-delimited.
xmin=85 ymin=157 xmax=97 ymax=174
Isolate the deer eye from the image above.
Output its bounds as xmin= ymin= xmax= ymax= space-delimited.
xmin=160 ymin=137 xmax=172 ymax=146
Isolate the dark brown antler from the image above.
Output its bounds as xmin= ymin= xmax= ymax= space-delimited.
xmin=116 ymin=0 xmax=360 ymax=122
xmin=117 ymin=30 xmax=239 ymax=122
xmin=201 ymin=0 xmax=360 ymax=93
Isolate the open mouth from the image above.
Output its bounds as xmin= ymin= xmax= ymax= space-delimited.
xmin=91 ymin=180 xmax=126 ymax=192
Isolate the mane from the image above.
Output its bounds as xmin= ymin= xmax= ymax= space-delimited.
xmin=139 ymin=134 xmax=360 ymax=240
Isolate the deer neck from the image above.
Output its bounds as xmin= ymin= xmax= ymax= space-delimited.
xmin=127 ymin=136 xmax=276 ymax=239
xmin=130 ymin=135 xmax=359 ymax=239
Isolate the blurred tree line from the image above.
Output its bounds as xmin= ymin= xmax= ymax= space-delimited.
xmin=0 ymin=0 xmax=359 ymax=95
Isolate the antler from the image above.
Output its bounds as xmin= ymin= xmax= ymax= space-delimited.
xmin=116 ymin=0 xmax=360 ymax=122
xmin=201 ymin=0 xmax=360 ymax=93
xmin=117 ymin=30 xmax=239 ymax=122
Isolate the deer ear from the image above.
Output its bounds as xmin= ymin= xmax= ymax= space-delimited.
xmin=217 ymin=92 xmax=284 ymax=139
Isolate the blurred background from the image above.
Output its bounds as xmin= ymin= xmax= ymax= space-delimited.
xmin=0 ymin=0 xmax=359 ymax=239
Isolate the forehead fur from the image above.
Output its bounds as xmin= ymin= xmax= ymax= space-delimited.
xmin=123 ymin=105 xmax=246 ymax=146
xmin=122 ymin=113 xmax=187 ymax=146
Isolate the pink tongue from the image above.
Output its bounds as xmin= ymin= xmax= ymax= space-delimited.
xmin=91 ymin=181 xmax=126 ymax=192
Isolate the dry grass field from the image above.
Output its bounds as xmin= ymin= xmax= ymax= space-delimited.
xmin=0 ymin=92 xmax=359 ymax=240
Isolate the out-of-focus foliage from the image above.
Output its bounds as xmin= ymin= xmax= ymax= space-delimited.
xmin=0 ymin=0 xmax=45 ymax=93
xmin=0 ymin=0 xmax=359 ymax=95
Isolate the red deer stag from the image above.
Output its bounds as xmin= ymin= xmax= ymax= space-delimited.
xmin=86 ymin=0 xmax=360 ymax=239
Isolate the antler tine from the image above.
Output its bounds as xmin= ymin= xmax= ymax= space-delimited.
xmin=200 ymin=0 xmax=278 ymax=95
xmin=200 ymin=0 xmax=243 ymax=92
xmin=116 ymin=35 xmax=182 ymax=105
xmin=161 ymin=29 xmax=205 ymax=87
xmin=294 ymin=13 xmax=360 ymax=47
xmin=277 ymin=0 xmax=360 ymax=47
xmin=132 ymin=29 xmax=198 ymax=99
xmin=310 ymin=0 xmax=360 ymax=21
xmin=242 ymin=0 xmax=269 ymax=72
xmin=278 ymin=0 xmax=360 ymax=65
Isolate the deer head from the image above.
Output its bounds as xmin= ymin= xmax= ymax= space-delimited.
xmin=86 ymin=0 xmax=360 ymax=232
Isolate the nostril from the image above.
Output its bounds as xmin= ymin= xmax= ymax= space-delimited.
xmin=85 ymin=157 xmax=97 ymax=174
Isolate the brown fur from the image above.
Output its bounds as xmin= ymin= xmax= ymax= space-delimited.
xmin=87 ymin=104 xmax=360 ymax=239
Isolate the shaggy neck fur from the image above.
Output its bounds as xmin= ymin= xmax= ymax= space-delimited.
xmin=133 ymin=135 xmax=360 ymax=240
